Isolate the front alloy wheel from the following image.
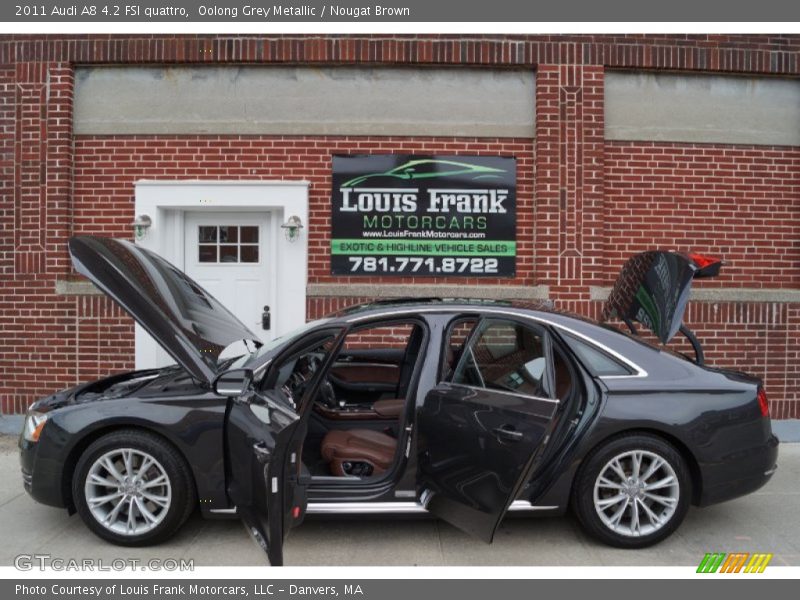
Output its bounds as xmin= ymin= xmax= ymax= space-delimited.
xmin=73 ymin=430 xmax=195 ymax=546
xmin=84 ymin=448 xmax=172 ymax=536
xmin=573 ymin=434 xmax=691 ymax=548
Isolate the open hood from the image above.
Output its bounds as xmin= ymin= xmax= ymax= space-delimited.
xmin=69 ymin=236 xmax=261 ymax=385
xmin=601 ymin=251 xmax=723 ymax=344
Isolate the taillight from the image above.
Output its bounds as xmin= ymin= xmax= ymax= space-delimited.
xmin=687 ymin=253 xmax=723 ymax=278
xmin=757 ymin=388 xmax=769 ymax=417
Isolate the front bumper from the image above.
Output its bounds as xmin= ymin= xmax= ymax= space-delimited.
xmin=698 ymin=433 xmax=779 ymax=507
xmin=19 ymin=434 xmax=69 ymax=509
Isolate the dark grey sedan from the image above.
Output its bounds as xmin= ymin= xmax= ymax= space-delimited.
xmin=19 ymin=237 xmax=778 ymax=565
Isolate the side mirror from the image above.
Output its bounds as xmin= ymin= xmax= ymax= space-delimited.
xmin=213 ymin=368 xmax=254 ymax=397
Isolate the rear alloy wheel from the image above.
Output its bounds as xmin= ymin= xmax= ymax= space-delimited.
xmin=573 ymin=434 xmax=691 ymax=548
xmin=73 ymin=430 xmax=195 ymax=546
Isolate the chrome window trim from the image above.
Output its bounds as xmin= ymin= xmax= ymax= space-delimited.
xmin=449 ymin=382 xmax=561 ymax=405
xmin=345 ymin=307 xmax=648 ymax=379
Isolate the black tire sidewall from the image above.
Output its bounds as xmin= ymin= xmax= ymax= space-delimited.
xmin=72 ymin=430 xmax=194 ymax=547
xmin=572 ymin=433 xmax=691 ymax=548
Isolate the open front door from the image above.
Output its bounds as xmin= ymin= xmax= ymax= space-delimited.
xmin=224 ymin=328 xmax=343 ymax=565
xmin=225 ymin=389 xmax=305 ymax=566
xmin=416 ymin=317 xmax=561 ymax=542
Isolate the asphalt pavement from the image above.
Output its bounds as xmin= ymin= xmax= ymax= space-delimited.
xmin=1 ymin=434 xmax=797 ymax=567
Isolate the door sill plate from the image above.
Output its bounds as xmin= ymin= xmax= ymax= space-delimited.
xmin=304 ymin=500 xmax=557 ymax=515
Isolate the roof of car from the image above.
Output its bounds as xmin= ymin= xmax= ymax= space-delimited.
xmin=328 ymin=298 xmax=608 ymax=331
xmin=328 ymin=296 xmax=637 ymax=346
xmin=330 ymin=297 xmax=555 ymax=318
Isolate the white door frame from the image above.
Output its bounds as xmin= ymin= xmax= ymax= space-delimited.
xmin=133 ymin=180 xmax=310 ymax=370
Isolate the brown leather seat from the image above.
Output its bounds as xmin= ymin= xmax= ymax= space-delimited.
xmin=320 ymin=429 xmax=397 ymax=476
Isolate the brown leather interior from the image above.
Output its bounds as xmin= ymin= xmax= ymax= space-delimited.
xmin=320 ymin=429 xmax=397 ymax=476
xmin=312 ymin=397 xmax=404 ymax=421
xmin=372 ymin=398 xmax=405 ymax=418
xmin=328 ymin=364 xmax=400 ymax=385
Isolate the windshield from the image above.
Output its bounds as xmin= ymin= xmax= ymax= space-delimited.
xmin=225 ymin=318 xmax=335 ymax=373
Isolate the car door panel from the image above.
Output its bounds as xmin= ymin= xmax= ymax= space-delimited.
xmin=417 ymin=383 xmax=559 ymax=542
xmin=225 ymin=391 xmax=303 ymax=566
xmin=328 ymin=349 xmax=403 ymax=403
xmin=225 ymin=328 xmax=344 ymax=565
xmin=416 ymin=316 xmax=561 ymax=543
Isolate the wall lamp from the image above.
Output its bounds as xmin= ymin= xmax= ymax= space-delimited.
xmin=281 ymin=215 xmax=304 ymax=243
xmin=131 ymin=214 xmax=152 ymax=241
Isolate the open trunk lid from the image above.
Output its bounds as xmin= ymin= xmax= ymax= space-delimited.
xmin=602 ymin=250 xmax=722 ymax=345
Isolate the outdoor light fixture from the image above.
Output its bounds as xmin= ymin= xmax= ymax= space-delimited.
xmin=131 ymin=214 xmax=152 ymax=241
xmin=281 ymin=215 xmax=304 ymax=242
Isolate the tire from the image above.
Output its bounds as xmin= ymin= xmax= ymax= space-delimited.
xmin=72 ymin=429 xmax=196 ymax=546
xmin=572 ymin=433 xmax=691 ymax=548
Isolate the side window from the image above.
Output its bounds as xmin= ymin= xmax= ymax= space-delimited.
xmin=263 ymin=333 xmax=339 ymax=409
xmin=562 ymin=334 xmax=632 ymax=377
xmin=441 ymin=317 xmax=479 ymax=381
xmin=452 ymin=319 xmax=550 ymax=399
xmin=552 ymin=346 xmax=575 ymax=402
xmin=328 ymin=320 xmax=426 ymax=404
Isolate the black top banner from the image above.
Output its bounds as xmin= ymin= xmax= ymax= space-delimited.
xmin=331 ymin=155 xmax=516 ymax=277
xmin=4 ymin=0 xmax=800 ymax=22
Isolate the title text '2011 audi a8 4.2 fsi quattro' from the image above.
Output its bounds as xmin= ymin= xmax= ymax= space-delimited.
xmin=19 ymin=237 xmax=778 ymax=565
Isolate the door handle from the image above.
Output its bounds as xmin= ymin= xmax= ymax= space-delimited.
xmin=493 ymin=425 xmax=523 ymax=442
xmin=252 ymin=441 xmax=272 ymax=464
xmin=261 ymin=305 xmax=271 ymax=331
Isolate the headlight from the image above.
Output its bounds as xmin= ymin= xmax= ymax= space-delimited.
xmin=22 ymin=411 xmax=49 ymax=442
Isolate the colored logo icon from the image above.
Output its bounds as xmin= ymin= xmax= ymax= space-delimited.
xmin=697 ymin=552 xmax=773 ymax=573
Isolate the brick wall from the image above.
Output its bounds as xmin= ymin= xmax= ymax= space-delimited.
xmin=600 ymin=141 xmax=800 ymax=418
xmin=72 ymin=136 xmax=535 ymax=286
xmin=604 ymin=142 xmax=800 ymax=288
xmin=1 ymin=34 xmax=799 ymax=416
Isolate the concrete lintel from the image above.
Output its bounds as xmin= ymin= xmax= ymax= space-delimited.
xmin=590 ymin=286 xmax=800 ymax=303
xmin=75 ymin=66 xmax=536 ymax=138
xmin=54 ymin=280 xmax=102 ymax=296
xmin=605 ymin=72 xmax=800 ymax=146
xmin=307 ymin=283 xmax=550 ymax=301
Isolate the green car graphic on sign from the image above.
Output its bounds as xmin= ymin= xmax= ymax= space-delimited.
xmin=341 ymin=159 xmax=506 ymax=187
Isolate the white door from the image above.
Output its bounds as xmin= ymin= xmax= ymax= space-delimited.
xmin=184 ymin=212 xmax=275 ymax=356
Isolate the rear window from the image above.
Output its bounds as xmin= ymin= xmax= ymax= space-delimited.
xmin=563 ymin=334 xmax=633 ymax=377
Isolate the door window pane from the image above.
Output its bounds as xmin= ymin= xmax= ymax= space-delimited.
xmin=199 ymin=226 xmax=217 ymax=243
xmin=441 ymin=317 xmax=479 ymax=380
xmin=240 ymin=226 xmax=259 ymax=243
xmin=219 ymin=245 xmax=238 ymax=262
xmin=197 ymin=225 xmax=260 ymax=264
xmin=218 ymin=226 xmax=238 ymax=243
xmin=198 ymin=245 xmax=217 ymax=263
xmin=452 ymin=319 xmax=549 ymax=398
xmin=240 ymin=245 xmax=259 ymax=263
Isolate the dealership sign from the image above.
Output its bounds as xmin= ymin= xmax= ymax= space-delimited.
xmin=331 ymin=155 xmax=517 ymax=277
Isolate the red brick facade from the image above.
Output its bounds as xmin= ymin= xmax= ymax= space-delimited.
xmin=1 ymin=35 xmax=799 ymax=417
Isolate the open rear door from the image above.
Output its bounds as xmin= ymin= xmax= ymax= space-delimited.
xmin=416 ymin=317 xmax=561 ymax=542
